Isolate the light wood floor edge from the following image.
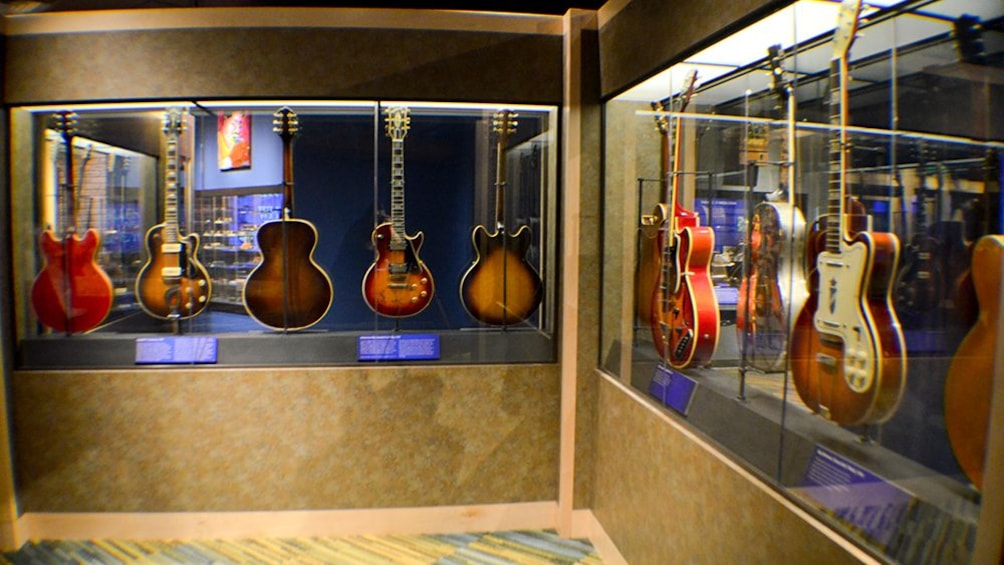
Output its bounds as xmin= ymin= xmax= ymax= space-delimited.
xmin=15 ymin=501 xmax=558 ymax=546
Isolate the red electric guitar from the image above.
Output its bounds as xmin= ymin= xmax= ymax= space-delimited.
xmin=30 ymin=112 xmax=114 ymax=333
xmin=649 ymin=71 xmax=720 ymax=369
xmin=362 ymin=107 xmax=435 ymax=318
xmin=789 ymin=0 xmax=907 ymax=426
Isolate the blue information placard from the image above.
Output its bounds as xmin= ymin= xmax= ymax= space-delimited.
xmin=796 ymin=446 xmax=913 ymax=547
xmin=358 ymin=334 xmax=440 ymax=362
xmin=649 ymin=364 xmax=698 ymax=416
xmin=135 ymin=337 xmax=218 ymax=364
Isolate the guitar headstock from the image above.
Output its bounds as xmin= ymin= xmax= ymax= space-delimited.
xmin=832 ymin=0 xmax=863 ymax=60
xmin=492 ymin=110 xmax=518 ymax=144
xmin=273 ymin=107 xmax=300 ymax=142
xmin=385 ymin=106 xmax=411 ymax=141
xmin=767 ymin=44 xmax=787 ymax=104
xmin=162 ymin=108 xmax=187 ymax=137
xmin=50 ymin=111 xmax=78 ymax=143
xmin=651 ymin=69 xmax=699 ymax=134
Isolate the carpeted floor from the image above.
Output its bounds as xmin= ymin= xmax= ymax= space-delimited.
xmin=1 ymin=529 xmax=603 ymax=564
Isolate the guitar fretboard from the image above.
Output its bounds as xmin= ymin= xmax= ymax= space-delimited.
xmin=390 ymin=138 xmax=407 ymax=250
xmin=826 ymin=57 xmax=846 ymax=254
xmin=164 ymin=132 xmax=180 ymax=244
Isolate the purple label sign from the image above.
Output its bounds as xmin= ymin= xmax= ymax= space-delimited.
xmin=136 ymin=337 xmax=218 ymax=364
xmin=797 ymin=446 xmax=912 ymax=547
xmin=358 ymin=334 xmax=440 ymax=362
xmin=649 ymin=364 xmax=698 ymax=416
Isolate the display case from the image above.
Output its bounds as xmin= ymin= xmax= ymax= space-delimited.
xmin=600 ymin=0 xmax=1002 ymax=562
xmin=11 ymin=102 xmax=558 ymax=367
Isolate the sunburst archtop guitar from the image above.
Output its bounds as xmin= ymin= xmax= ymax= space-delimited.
xmin=243 ymin=107 xmax=333 ymax=331
xmin=136 ymin=108 xmax=212 ymax=321
xmin=362 ymin=106 xmax=435 ymax=318
xmin=789 ymin=0 xmax=907 ymax=426
xmin=30 ymin=112 xmax=114 ymax=334
xmin=460 ymin=110 xmax=543 ymax=326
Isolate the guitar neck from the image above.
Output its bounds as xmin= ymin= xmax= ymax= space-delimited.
xmin=494 ymin=134 xmax=508 ymax=231
xmin=62 ymin=131 xmax=78 ymax=234
xmin=825 ymin=55 xmax=850 ymax=253
xmin=282 ymin=135 xmax=295 ymax=218
xmin=163 ymin=130 xmax=181 ymax=243
xmin=390 ymin=138 xmax=407 ymax=249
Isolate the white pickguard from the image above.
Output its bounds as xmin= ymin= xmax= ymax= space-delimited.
xmin=813 ymin=239 xmax=878 ymax=393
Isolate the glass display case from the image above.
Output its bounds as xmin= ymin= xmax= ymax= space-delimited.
xmin=11 ymin=102 xmax=558 ymax=366
xmin=600 ymin=0 xmax=1002 ymax=562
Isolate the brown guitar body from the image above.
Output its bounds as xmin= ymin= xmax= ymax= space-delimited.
xmin=944 ymin=235 xmax=1004 ymax=490
xmin=362 ymin=222 xmax=434 ymax=318
xmin=790 ymin=225 xmax=906 ymax=425
xmin=243 ymin=217 xmax=333 ymax=330
xmin=135 ymin=226 xmax=211 ymax=320
xmin=31 ymin=228 xmax=114 ymax=333
xmin=460 ymin=225 xmax=542 ymax=325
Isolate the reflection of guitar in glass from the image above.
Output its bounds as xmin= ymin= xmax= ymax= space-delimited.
xmin=136 ymin=109 xmax=212 ymax=321
xmin=944 ymin=234 xmax=1004 ymax=491
xmin=362 ymin=107 xmax=435 ymax=318
xmin=30 ymin=112 xmax=114 ymax=334
xmin=243 ymin=107 xmax=333 ymax=330
xmin=460 ymin=110 xmax=542 ymax=326
xmin=736 ymin=45 xmax=807 ymax=372
xmin=789 ymin=0 xmax=906 ymax=426
xmin=648 ymin=71 xmax=720 ymax=369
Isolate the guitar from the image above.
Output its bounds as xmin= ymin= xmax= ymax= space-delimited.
xmin=460 ymin=110 xmax=543 ymax=326
xmin=135 ymin=109 xmax=212 ymax=320
xmin=892 ymin=144 xmax=944 ymax=328
xmin=736 ymin=45 xmax=808 ymax=372
xmin=789 ymin=0 xmax=907 ymax=426
xmin=243 ymin=107 xmax=333 ymax=330
xmin=30 ymin=112 xmax=114 ymax=333
xmin=944 ymin=234 xmax=1004 ymax=491
xmin=649 ymin=71 xmax=720 ymax=369
xmin=362 ymin=107 xmax=435 ymax=318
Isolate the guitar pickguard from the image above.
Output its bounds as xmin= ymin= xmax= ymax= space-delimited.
xmin=813 ymin=241 xmax=879 ymax=393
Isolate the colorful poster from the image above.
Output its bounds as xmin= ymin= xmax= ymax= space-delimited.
xmin=218 ymin=112 xmax=251 ymax=171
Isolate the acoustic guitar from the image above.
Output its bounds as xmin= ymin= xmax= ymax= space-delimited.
xmin=243 ymin=107 xmax=333 ymax=331
xmin=460 ymin=110 xmax=543 ymax=326
xmin=736 ymin=45 xmax=808 ymax=372
xmin=30 ymin=112 xmax=114 ymax=334
xmin=362 ymin=107 xmax=435 ymax=318
xmin=789 ymin=0 xmax=907 ymax=426
xmin=944 ymin=234 xmax=1004 ymax=491
xmin=648 ymin=71 xmax=720 ymax=369
xmin=136 ymin=108 xmax=212 ymax=320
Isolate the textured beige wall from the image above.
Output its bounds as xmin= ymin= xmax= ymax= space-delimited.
xmin=593 ymin=374 xmax=864 ymax=564
xmin=12 ymin=365 xmax=560 ymax=512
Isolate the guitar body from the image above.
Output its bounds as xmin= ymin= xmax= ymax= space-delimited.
xmin=135 ymin=225 xmax=211 ymax=320
xmin=737 ymin=202 xmax=807 ymax=371
xmin=944 ymin=235 xmax=1004 ymax=490
xmin=362 ymin=222 xmax=435 ymax=318
xmin=31 ymin=228 xmax=114 ymax=333
xmin=460 ymin=225 xmax=542 ymax=325
xmin=650 ymin=202 xmax=719 ymax=368
xmin=243 ymin=217 xmax=333 ymax=330
xmin=893 ymin=233 xmax=944 ymax=327
xmin=790 ymin=231 xmax=906 ymax=424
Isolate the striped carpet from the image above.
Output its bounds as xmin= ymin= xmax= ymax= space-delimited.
xmin=1 ymin=530 xmax=603 ymax=564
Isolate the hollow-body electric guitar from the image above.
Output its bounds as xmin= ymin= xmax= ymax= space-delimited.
xmin=944 ymin=234 xmax=1004 ymax=491
xmin=460 ymin=110 xmax=543 ymax=326
xmin=789 ymin=0 xmax=907 ymax=426
xmin=30 ymin=112 xmax=114 ymax=333
xmin=362 ymin=107 xmax=435 ymax=318
xmin=136 ymin=109 xmax=212 ymax=320
xmin=736 ymin=45 xmax=808 ymax=372
xmin=649 ymin=71 xmax=720 ymax=369
xmin=243 ymin=107 xmax=333 ymax=330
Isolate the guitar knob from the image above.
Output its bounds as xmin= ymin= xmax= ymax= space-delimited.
xmin=420 ymin=291 xmax=427 ymax=298
xmin=410 ymin=283 xmax=418 ymax=290
xmin=198 ymin=296 xmax=206 ymax=303
xmin=410 ymin=297 xmax=418 ymax=303
xmin=421 ymin=277 xmax=428 ymax=284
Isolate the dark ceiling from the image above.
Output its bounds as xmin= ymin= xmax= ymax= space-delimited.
xmin=2 ymin=0 xmax=607 ymax=15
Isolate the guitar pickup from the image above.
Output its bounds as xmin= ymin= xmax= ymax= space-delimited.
xmin=815 ymin=353 xmax=837 ymax=367
xmin=388 ymin=263 xmax=409 ymax=275
xmin=673 ymin=330 xmax=693 ymax=359
xmin=822 ymin=260 xmax=844 ymax=268
xmin=161 ymin=267 xmax=183 ymax=278
xmin=160 ymin=243 xmax=183 ymax=254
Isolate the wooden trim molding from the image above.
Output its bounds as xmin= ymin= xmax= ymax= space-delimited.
xmin=2 ymin=7 xmax=563 ymax=36
xmin=16 ymin=502 xmax=558 ymax=545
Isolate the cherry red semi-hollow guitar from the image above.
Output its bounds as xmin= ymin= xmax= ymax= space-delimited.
xmin=649 ymin=71 xmax=720 ymax=369
xmin=789 ymin=0 xmax=907 ymax=426
xmin=30 ymin=112 xmax=114 ymax=334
